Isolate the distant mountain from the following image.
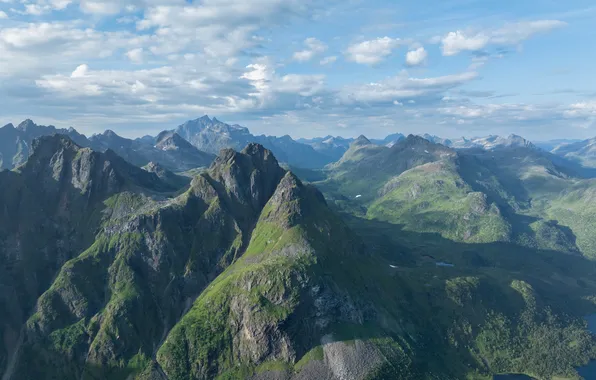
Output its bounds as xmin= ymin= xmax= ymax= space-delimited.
xmin=298 ymin=133 xmax=407 ymax=162
xmin=432 ymin=134 xmax=536 ymax=150
xmin=88 ymin=129 xmax=214 ymax=172
xmin=317 ymin=133 xmax=595 ymax=256
xmin=370 ymin=132 xmax=406 ymax=147
xmin=551 ymin=137 xmax=596 ymax=168
xmin=0 ymin=120 xmax=214 ymax=173
xmin=297 ymin=135 xmax=355 ymax=162
xmin=0 ymin=120 xmax=89 ymax=169
xmin=173 ymin=115 xmax=334 ymax=169
xmin=534 ymin=139 xmax=583 ymax=152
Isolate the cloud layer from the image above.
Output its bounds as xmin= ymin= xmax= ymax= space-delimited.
xmin=0 ymin=0 xmax=592 ymax=139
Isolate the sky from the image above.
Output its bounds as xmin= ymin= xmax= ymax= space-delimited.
xmin=1 ymin=0 xmax=595 ymax=140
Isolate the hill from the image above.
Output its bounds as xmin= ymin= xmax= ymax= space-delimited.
xmin=552 ymin=137 xmax=596 ymax=168
xmin=3 ymin=138 xmax=596 ymax=380
xmin=317 ymin=135 xmax=596 ymax=257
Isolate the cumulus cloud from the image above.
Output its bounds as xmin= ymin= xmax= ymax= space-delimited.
xmin=0 ymin=11 xmax=7 ymax=19
xmin=345 ymin=37 xmax=405 ymax=65
xmin=440 ymin=20 xmax=566 ymax=56
xmin=564 ymin=101 xmax=596 ymax=117
xmin=241 ymin=57 xmax=326 ymax=108
xmin=405 ymin=47 xmax=427 ymax=66
xmin=339 ymin=71 xmax=478 ymax=104
xmin=293 ymin=37 xmax=327 ymax=62
xmin=320 ymin=56 xmax=337 ymax=65
xmin=126 ymin=48 xmax=145 ymax=63
xmin=71 ymin=64 xmax=89 ymax=78
xmin=0 ymin=22 xmax=148 ymax=75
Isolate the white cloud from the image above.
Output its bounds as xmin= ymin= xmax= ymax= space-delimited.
xmin=241 ymin=57 xmax=325 ymax=105
xmin=79 ymin=0 xmax=121 ymax=14
xmin=564 ymin=101 xmax=596 ymax=117
xmin=0 ymin=10 xmax=7 ymax=19
xmin=293 ymin=37 xmax=327 ymax=62
xmin=320 ymin=56 xmax=337 ymax=65
xmin=405 ymin=47 xmax=427 ymax=66
xmin=71 ymin=64 xmax=89 ymax=78
xmin=345 ymin=37 xmax=404 ymax=65
xmin=126 ymin=48 xmax=145 ymax=63
xmin=339 ymin=70 xmax=478 ymax=104
xmin=0 ymin=22 xmax=151 ymax=75
xmin=440 ymin=20 xmax=566 ymax=56
xmin=24 ymin=4 xmax=50 ymax=15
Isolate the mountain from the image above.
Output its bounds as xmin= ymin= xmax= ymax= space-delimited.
xmin=297 ymin=133 xmax=406 ymax=162
xmin=298 ymin=135 xmax=354 ymax=162
xmin=174 ymin=116 xmax=335 ymax=169
xmin=551 ymin=137 xmax=596 ymax=168
xmin=0 ymin=120 xmax=214 ymax=173
xmin=317 ymin=134 xmax=596 ymax=257
xmin=370 ymin=133 xmax=406 ymax=147
xmin=2 ymin=136 xmax=596 ymax=380
xmin=88 ymin=129 xmax=214 ymax=172
xmin=0 ymin=135 xmax=180 ymax=380
xmin=0 ymin=120 xmax=90 ymax=169
xmin=451 ymin=134 xmax=535 ymax=150
xmin=419 ymin=134 xmax=536 ymax=151
xmin=534 ymin=139 xmax=583 ymax=152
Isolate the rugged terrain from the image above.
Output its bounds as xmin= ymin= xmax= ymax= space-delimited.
xmin=1 ymin=135 xmax=596 ymax=380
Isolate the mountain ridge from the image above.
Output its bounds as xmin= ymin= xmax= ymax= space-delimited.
xmin=2 ymin=135 xmax=596 ymax=380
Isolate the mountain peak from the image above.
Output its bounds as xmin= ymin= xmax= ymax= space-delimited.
xmin=17 ymin=119 xmax=37 ymax=131
xmin=404 ymin=134 xmax=430 ymax=145
xmin=353 ymin=135 xmax=371 ymax=146
xmin=30 ymin=134 xmax=78 ymax=157
xmin=241 ymin=142 xmax=268 ymax=156
xmin=210 ymin=144 xmax=286 ymax=213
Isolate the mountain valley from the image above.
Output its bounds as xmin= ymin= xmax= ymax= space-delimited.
xmin=2 ymin=119 xmax=596 ymax=379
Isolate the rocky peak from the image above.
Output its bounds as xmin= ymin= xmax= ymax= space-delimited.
xmin=507 ymin=134 xmax=535 ymax=149
xmin=353 ymin=135 xmax=371 ymax=147
xmin=1 ymin=123 xmax=15 ymax=130
xmin=404 ymin=134 xmax=429 ymax=145
xmin=155 ymin=131 xmax=192 ymax=151
xmin=210 ymin=143 xmax=286 ymax=214
xmin=17 ymin=119 xmax=37 ymax=131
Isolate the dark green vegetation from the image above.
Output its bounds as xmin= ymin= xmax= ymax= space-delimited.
xmin=2 ymin=133 xmax=596 ymax=380
xmin=317 ymin=134 xmax=596 ymax=259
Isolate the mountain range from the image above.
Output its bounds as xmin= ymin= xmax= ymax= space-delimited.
xmin=4 ymin=116 xmax=596 ymax=173
xmin=2 ymin=129 xmax=596 ymax=379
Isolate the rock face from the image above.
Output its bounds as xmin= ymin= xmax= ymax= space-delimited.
xmin=173 ymin=116 xmax=334 ymax=169
xmin=4 ymin=138 xmax=392 ymax=380
xmin=0 ymin=120 xmax=90 ymax=170
xmin=0 ymin=135 xmax=178 ymax=379
xmin=89 ymin=130 xmax=215 ymax=172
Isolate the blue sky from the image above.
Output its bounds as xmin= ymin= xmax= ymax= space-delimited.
xmin=0 ymin=0 xmax=595 ymax=140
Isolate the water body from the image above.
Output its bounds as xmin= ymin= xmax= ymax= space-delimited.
xmin=493 ymin=375 xmax=534 ymax=380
